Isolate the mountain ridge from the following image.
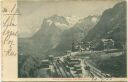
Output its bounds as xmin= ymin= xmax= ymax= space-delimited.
xmin=84 ymin=1 xmax=126 ymax=50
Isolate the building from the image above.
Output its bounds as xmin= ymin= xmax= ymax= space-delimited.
xmin=101 ymin=39 xmax=114 ymax=51
xmin=41 ymin=60 xmax=51 ymax=68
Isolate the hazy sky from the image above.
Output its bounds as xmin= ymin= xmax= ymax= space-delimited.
xmin=18 ymin=0 xmax=121 ymax=37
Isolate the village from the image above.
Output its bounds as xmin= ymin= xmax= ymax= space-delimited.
xmin=37 ymin=38 xmax=122 ymax=78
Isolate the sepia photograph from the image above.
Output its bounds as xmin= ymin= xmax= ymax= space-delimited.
xmin=17 ymin=0 xmax=127 ymax=78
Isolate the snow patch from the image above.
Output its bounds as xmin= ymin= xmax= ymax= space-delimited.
xmin=55 ymin=22 xmax=68 ymax=27
xmin=47 ymin=20 xmax=53 ymax=26
xmin=66 ymin=16 xmax=82 ymax=27
xmin=91 ymin=17 xmax=98 ymax=23
xmin=55 ymin=22 xmax=68 ymax=30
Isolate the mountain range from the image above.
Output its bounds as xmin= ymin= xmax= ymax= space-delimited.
xmin=18 ymin=14 xmax=100 ymax=58
xmin=18 ymin=1 xmax=126 ymax=58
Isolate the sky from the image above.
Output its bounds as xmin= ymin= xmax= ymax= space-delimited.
xmin=18 ymin=0 xmax=121 ymax=37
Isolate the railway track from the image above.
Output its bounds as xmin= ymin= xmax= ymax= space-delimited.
xmin=52 ymin=61 xmax=63 ymax=77
xmin=58 ymin=60 xmax=74 ymax=78
xmin=57 ymin=60 xmax=71 ymax=77
xmin=51 ymin=56 xmax=107 ymax=78
xmin=56 ymin=60 xmax=68 ymax=78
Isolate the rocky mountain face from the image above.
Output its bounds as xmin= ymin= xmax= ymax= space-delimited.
xmin=18 ymin=15 xmax=99 ymax=57
xmin=30 ymin=15 xmax=82 ymax=54
xmin=84 ymin=1 xmax=126 ymax=50
xmin=19 ymin=15 xmax=69 ymax=57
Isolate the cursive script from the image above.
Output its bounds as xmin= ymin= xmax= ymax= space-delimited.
xmin=3 ymin=4 xmax=20 ymax=56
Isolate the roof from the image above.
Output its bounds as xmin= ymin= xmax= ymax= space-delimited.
xmin=101 ymin=39 xmax=114 ymax=42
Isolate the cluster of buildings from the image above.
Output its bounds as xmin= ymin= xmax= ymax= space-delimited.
xmin=71 ymin=38 xmax=115 ymax=52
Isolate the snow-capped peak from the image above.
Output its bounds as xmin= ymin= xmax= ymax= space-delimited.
xmin=66 ymin=16 xmax=83 ymax=27
xmin=44 ymin=15 xmax=84 ymax=31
